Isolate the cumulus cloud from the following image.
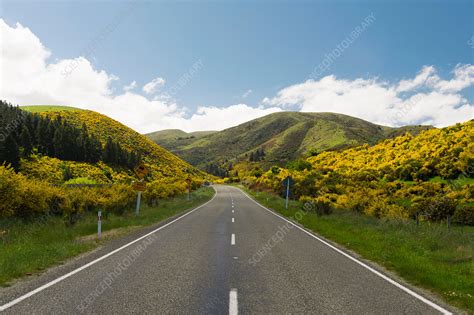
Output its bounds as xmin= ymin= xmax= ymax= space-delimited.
xmin=396 ymin=66 xmax=437 ymax=92
xmin=142 ymin=77 xmax=165 ymax=94
xmin=123 ymin=80 xmax=137 ymax=91
xmin=242 ymin=89 xmax=253 ymax=98
xmin=0 ymin=19 xmax=281 ymax=133
xmin=0 ymin=18 xmax=472 ymax=136
xmin=264 ymin=65 xmax=473 ymax=127
xmin=174 ymin=104 xmax=281 ymax=131
xmin=434 ymin=64 xmax=474 ymax=93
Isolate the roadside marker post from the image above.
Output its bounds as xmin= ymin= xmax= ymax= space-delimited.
xmin=133 ymin=164 xmax=149 ymax=216
xmin=132 ymin=181 xmax=147 ymax=216
xmin=135 ymin=191 xmax=142 ymax=216
xmin=282 ymin=176 xmax=294 ymax=209
xmin=186 ymin=176 xmax=192 ymax=201
xmin=98 ymin=211 xmax=102 ymax=240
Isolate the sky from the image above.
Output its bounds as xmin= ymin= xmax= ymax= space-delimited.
xmin=1 ymin=0 xmax=473 ymax=133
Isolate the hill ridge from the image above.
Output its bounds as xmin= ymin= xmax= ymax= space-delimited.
xmin=146 ymin=111 xmax=433 ymax=174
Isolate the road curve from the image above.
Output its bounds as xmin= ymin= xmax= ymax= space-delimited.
xmin=0 ymin=185 xmax=451 ymax=314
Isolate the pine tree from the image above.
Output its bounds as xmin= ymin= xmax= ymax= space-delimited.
xmin=45 ymin=122 xmax=55 ymax=155
xmin=89 ymin=136 xmax=102 ymax=163
xmin=104 ymin=137 xmax=115 ymax=164
xmin=53 ymin=128 xmax=64 ymax=159
xmin=249 ymin=152 xmax=255 ymax=162
xmin=3 ymin=134 xmax=20 ymax=169
xmin=19 ymin=126 xmax=33 ymax=157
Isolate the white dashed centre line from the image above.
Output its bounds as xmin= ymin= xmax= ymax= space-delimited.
xmin=232 ymin=218 xmax=234 ymax=223
xmin=231 ymin=234 xmax=235 ymax=245
xmin=229 ymin=289 xmax=238 ymax=315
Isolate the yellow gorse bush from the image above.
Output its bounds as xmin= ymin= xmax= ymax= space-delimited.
xmin=1 ymin=165 xmax=139 ymax=222
xmin=238 ymin=121 xmax=473 ymax=223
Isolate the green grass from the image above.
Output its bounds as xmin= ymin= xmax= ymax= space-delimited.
xmin=0 ymin=187 xmax=214 ymax=286
xmin=21 ymin=105 xmax=83 ymax=113
xmin=240 ymin=185 xmax=474 ymax=312
xmin=428 ymin=176 xmax=474 ymax=187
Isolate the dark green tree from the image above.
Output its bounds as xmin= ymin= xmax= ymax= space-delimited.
xmin=53 ymin=128 xmax=65 ymax=159
xmin=2 ymin=134 xmax=20 ymax=169
xmin=19 ymin=126 xmax=33 ymax=157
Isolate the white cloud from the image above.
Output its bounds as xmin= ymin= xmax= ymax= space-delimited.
xmin=123 ymin=80 xmax=137 ymax=91
xmin=0 ymin=19 xmax=281 ymax=133
xmin=434 ymin=64 xmax=474 ymax=93
xmin=264 ymin=65 xmax=474 ymax=127
xmin=142 ymin=77 xmax=165 ymax=94
xmin=242 ymin=89 xmax=253 ymax=98
xmin=0 ymin=18 xmax=472 ymax=138
xmin=173 ymin=104 xmax=282 ymax=131
xmin=396 ymin=66 xmax=437 ymax=92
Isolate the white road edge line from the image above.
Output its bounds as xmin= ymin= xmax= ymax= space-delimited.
xmin=235 ymin=187 xmax=452 ymax=315
xmin=0 ymin=187 xmax=218 ymax=312
xmin=231 ymin=233 xmax=236 ymax=245
xmin=229 ymin=288 xmax=238 ymax=315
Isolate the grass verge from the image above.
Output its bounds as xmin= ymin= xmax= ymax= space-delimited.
xmin=240 ymin=185 xmax=473 ymax=312
xmin=0 ymin=187 xmax=214 ymax=287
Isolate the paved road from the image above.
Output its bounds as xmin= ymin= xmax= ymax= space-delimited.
xmin=0 ymin=185 xmax=451 ymax=314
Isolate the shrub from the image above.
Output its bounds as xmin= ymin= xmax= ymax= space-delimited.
xmin=45 ymin=186 xmax=68 ymax=215
xmin=300 ymin=196 xmax=332 ymax=216
xmin=0 ymin=165 xmax=52 ymax=218
xmin=16 ymin=182 xmax=49 ymax=218
xmin=365 ymin=198 xmax=388 ymax=218
xmin=314 ymin=199 xmax=333 ymax=216
xmin=411 ymin=196 xmax=458 ymax=221
xmin=0 ymin=165 xmax=22 ymax=218
xmin=64 ymin=177 xmax=98 ymax=185
xmin=63 ymin=190 xmax=86 ymax=225
xmin=101 ymin=184 xmax=135 ymax=215
xmin=452 ymin=205 xmax=474 ymax=225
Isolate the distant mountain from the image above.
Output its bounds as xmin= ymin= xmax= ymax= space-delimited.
xmin=146 ymin=129 xmax=217 ymax=151
xmin=146 ymin=112 xmax=432 ymax=174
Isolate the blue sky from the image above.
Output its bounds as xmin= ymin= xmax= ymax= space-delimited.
xmin=1 ymin=0 xmax=473 ymax=132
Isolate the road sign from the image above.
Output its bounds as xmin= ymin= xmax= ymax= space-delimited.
xmin=134 ymin=164 xmax=149 ymax=179
xmin=132 ymin=181 xmax=147 ymax=191
xmin=282 ymin=176 xmax=294 ymax=187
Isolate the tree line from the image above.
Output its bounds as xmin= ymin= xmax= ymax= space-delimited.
xmin=0 ymin=101 xmax=140 ymax=170
xmin=249 ymin=148 xmax=265 ymax=162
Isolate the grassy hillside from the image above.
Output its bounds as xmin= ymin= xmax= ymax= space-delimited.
xmin=145 ymin=129 xmax=217 ymax=151
xmin=147 ymin=112 xmax=432 ymax=172
xmin=21 ymin=105 xmax=206 ymax=183
xmin=21 ymin=105 xmax=82 ymax=112
xmin=307 ymin=120 xmax=473 ymax=180
xmin=241 ymin=120 xmax=473 ymax=222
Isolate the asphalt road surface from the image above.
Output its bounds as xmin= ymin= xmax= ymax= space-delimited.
xmin=0 ymin=185 xmax=452 ymax=314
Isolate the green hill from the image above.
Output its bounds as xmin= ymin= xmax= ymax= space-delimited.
xmin=19 ymin=105 xmax=206 ymax=183
xmin=21 ymin=105 xmax=82 ymax=112
xmin=146 ymin=129 xmax=217 ymax=151
xmin=147 ymin=112 xmax=432 ymax=172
